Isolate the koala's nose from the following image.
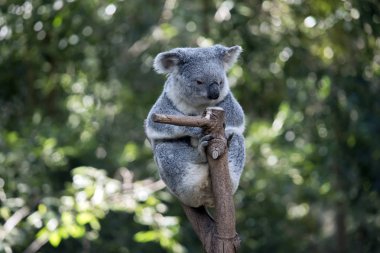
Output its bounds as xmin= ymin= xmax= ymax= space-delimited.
xmin=207 ymin=82 xmax=220 ymax=100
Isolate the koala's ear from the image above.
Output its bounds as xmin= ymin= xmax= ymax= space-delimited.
xmin=222 ymin=45 xmax=242 ymax=70
xmin=153 ymin=51 xmax=181 ymax=74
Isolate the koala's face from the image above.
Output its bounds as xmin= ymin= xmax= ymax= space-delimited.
xmin=154 ymin=45 xmax=242 ymax=106
xmin=176 ymin=51 xmax=226 ymax=102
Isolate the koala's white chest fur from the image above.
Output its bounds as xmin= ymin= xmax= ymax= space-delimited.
xmin=181 ymin=162 xmax=214 ymax=207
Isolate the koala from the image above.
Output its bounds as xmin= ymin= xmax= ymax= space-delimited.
xmin=145 ymin=45 xmax=245 ymax=208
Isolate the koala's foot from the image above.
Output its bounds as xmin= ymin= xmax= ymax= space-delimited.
xmin=198 ymin=134 xmax=213 ymax=162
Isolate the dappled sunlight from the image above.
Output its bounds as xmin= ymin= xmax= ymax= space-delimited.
xmin=1 ymin=0 xmax=379 ymax=252
xmin=287 ymin=203 xmax=309 ymax=219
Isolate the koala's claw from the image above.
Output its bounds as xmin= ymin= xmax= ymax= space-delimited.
xmin=199 ymin=134 xmax=214 ymax=149
xmin=198 ymin=135 xmax=213 ymax=161
xmin=200 ymin=134 xmax=213 ymax=144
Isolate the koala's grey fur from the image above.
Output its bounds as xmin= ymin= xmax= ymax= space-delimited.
xmin=145 ymin=45 xmax=245 ymax=208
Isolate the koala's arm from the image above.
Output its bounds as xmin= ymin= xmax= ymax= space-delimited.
xmin=216 ymin=93 xmax=246 ymax=192
xmin=227 ymin=132 xmax=245 ymax=193
xmin=217 ymin=93 xmax=245 ymax=136
xmin=145 ymin=93 xmax=202 ymax=142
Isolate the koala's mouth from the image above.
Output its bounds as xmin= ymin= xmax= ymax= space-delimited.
xmin=208 ymin=94 xmax=219 ymax=100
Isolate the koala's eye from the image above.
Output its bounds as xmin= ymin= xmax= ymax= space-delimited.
xmin=219 ymin=80 xmax=224 ymax=85
xmin=196 ymin=80 xmax=204 ymax=85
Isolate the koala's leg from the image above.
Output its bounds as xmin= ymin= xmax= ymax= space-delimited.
xmin=226 ymin=133 xmax=245 ymax=193
xmin=154 ymin=140 xmax=214 ymax=207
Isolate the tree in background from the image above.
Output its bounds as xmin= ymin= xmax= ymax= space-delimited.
xmin=0 ymin=0 xmax=379 ymax=252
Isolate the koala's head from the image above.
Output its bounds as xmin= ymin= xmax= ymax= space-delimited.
xmin=153 ymin=45 xmax=242 ymax=107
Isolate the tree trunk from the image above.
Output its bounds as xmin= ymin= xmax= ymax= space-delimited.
xmin=153 ymin=107 xmax=240 ymax=253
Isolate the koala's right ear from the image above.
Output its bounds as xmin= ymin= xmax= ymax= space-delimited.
xmin=222 ymin=46 xmax=242 ymax=70
xmin=153 ymin=51 xmax=181 ymax=74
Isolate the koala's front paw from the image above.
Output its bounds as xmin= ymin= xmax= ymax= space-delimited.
xmin=198 ymin=134 xmax=213 ymax=162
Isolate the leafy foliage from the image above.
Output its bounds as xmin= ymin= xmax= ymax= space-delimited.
xmin=0 ymin=0 xmax=379 ymax=252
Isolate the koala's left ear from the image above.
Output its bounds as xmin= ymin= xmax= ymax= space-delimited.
xmin=153 ymin=51 xmax=181 ymax=74
xmin=222 ymin=45 xmax=242 ymax=70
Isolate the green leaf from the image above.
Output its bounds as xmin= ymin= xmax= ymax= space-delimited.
xmin=53 ymin=16 xmax=63 ymax=28
xmin=36 ymin=228 xmax=48 ymax=239
xmin=68 ymin=225 xmax=86 ymax=238
xmin=89 ymin=219 xmax=101 ymax=230
xmin=38 ymin=204 xmax=47 ymax=215
xmin=58 ymin=227 xmax=69 ymax=239
xmin=49 ymin=231 xmax=61 ymax=247
xmin=61 ymin=211 xmax=73 ymax=225
xmin=76 ymin=212 xmax=94 ymax=225
xmin=134 ymin=231 xmax=159 ymax=243
xmin=121 ymin=142 xmax=138 ymax=163
xmin=6 ymin=132 xmax=19 ymax=145
xmin=318 ymin=76 xmax=331 ymax=99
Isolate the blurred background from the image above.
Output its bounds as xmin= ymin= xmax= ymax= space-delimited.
xmin=0 ymin=0 xmax=379 ymax=252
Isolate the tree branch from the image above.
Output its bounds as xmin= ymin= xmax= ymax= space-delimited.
xmin=0 ymin=206 xmax=30 ymax=241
